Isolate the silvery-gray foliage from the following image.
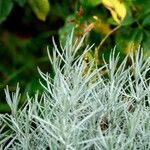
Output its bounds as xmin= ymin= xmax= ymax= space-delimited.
xmin=0 ymin=31 xmax=150 ymax=150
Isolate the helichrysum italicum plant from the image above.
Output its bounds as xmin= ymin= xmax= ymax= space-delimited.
xmin=0 ymin=31 xmax=150 ymax=150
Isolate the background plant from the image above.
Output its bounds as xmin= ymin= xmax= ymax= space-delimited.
xmin=0 ymin=0 xmax=150 ymax=112
xmin=0 ymin=32 xmax=150 ymax=149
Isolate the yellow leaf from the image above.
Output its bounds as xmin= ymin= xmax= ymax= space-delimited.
xmin=28 ymin=0 xmax=50 ymax=21
xmin=125 ymin=42 xmax=138 ymax=54
xmin=93 ymin=19 xmax=111 ymax=35
xmin=102 ymin=0 xmax=126 ymax=24
xmin=84 ymin=51 xmax=94 ymax=62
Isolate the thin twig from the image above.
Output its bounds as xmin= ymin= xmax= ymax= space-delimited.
xmin=97 ymin=24 xmax=121 ymax=51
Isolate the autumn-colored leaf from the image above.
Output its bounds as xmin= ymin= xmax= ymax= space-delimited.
xmin=93 ymin=16 xmax=111 ymax=35
xmin=102 ymin=0 xmax=126 ymax=24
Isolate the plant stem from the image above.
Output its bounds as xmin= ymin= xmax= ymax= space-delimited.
xmin=97 ymin=25 xmax=121 ymax=51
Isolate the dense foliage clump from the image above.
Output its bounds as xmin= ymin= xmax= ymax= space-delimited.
xmin=1 ymin=0 xmax=150 ymax=112
xmin=0 ymin=33 xmax=150 ymax=149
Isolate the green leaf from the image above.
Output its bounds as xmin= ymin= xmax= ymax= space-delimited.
xmin=14 ymin=0 xmax=26 ymax=7
xmin=59 ymin=15 xmax=75 ymax=44
xmin=131 ymin=0 xmax=150 ymax=20
xmin=138 ymin=9 xmax=150 ymax=20
xmin=132 ymin=29 xmax=143 ymax=43
xmin=142 ymin=14 xmax=150 ymax=26
xmin=143 ymin=39 xmax=150 ymax=59
xmin=28 ymin=0 xmax=50 ymax=21
xmin=80 ymin=0 xmax=101 ymax=7
xmin=122 ymin=7 xmax=134 ymax=26
xmin=0 ymin=0 xmax=13 ymax=23
xmin=125 ymin=29 xmax=143 ymax=54
xmin=115 ymin=28 xmax=143 ymax=54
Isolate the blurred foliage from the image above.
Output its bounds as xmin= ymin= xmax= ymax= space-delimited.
xmin=0 ymin=0 xmax=150 ymax=112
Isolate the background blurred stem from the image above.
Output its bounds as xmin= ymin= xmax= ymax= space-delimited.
xmin=97 ymin=25 xmax=121 ymax=51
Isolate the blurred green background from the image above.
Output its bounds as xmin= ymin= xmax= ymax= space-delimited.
xmin=0 ymin=0 xmax=150 ymax=113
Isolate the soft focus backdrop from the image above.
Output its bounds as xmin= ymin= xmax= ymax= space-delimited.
xmin=0 ymin=0 xmax=150 ymax=112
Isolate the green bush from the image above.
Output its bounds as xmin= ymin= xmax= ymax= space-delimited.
xmin=0 ymin=32 xmax=150 ymax=149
